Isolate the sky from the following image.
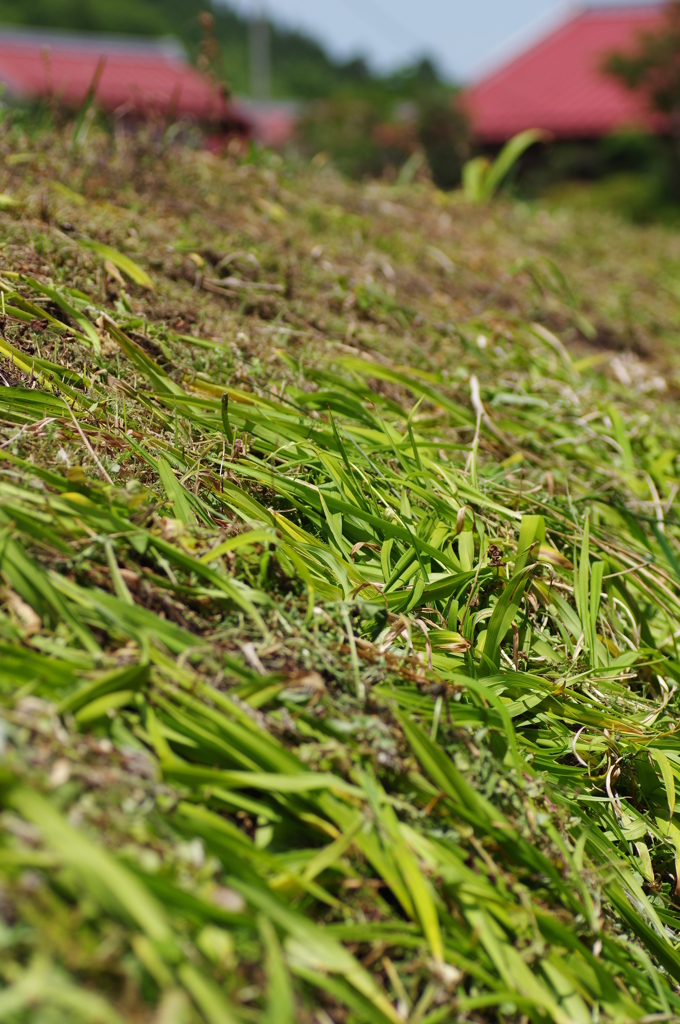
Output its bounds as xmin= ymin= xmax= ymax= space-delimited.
xmin=226 ymin=0 xmax=659 ymax=82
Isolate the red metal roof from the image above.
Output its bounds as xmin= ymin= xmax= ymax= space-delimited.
xmin=233 ymin=100 xmax=299 ymax=147
xmin=0 ymin=27 xmax=244 ymax=126
xmin=465 ymin=5 xmax=666 ymax=143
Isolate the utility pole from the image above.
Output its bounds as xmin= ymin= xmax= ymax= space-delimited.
xmin=250 ymin=1 xmax=271 ymax=102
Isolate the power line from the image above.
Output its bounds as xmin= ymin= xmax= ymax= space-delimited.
xmin=334 ymin=0 xmax=431 ymax=54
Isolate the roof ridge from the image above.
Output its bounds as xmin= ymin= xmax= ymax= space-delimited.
xmin=576 ymin=1 xmax=664 ymax=15
xmin=465 ymin=0 xmax=665 ymax=143
xmin=466 ymin=0 xmax=662 ymax=85
xmin=0 ymin=24 xmax=185 ymax=61
xmin=578 ymin=0 xmax=662 ymax=8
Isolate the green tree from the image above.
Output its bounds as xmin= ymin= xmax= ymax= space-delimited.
xmin=418 ymin=97 xmax=469 ymax=189
xmin=606 ymin=2 xmax=680 ymax=194
xmin=0 ymin=0 xmax=171 ymax=35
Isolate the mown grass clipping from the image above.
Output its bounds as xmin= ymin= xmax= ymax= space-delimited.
xmin=0 ymin=130 xmax=680 ymax=1024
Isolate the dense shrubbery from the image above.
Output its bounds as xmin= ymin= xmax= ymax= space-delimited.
xmin=417 ymin=98 xmax=470 ymax=189
xmin=514 ymin=131 xmax=677 ymax=219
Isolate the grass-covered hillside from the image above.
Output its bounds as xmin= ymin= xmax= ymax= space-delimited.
xmin=2 ymin=129 xmax=680 ymax=1024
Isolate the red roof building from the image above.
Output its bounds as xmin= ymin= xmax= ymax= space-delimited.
xmin=0 ymin=26 xmax=248 ymax=130
xmin=233 ymin=99 xmax=299 ymax=148
xmin=465 ymin=4 xmax=666 ymax=143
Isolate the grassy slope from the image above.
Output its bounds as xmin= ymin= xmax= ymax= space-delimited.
xmin=1 ymin=130 xmax=680 ymax=1024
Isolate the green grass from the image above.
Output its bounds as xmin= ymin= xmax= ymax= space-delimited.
xmin=1 ymin=128 xmax=680 ymax=1023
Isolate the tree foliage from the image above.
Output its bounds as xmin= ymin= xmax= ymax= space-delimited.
xmin=606 ymin=2 xmax=680 ymax=124
xmin=417 ymin=97 xmax=470 ymax=189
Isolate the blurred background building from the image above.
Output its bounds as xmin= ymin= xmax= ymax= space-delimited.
xmin=466 ymin=5 xmax=665 ymax=143
xmin=0 ymin=26 xmax=247 ymax=130
xmin=0 ymin=0 xmax=677 ymax=217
